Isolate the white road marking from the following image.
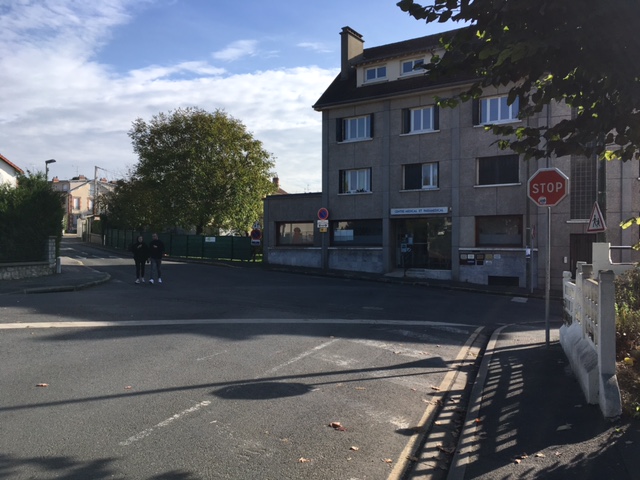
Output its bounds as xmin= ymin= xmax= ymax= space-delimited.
xmin=511 ymin=297 xmax=528 ymax=303
xmin=119 ymin=400 xmax=211 ymax=446
xmin=262 ymin=339 xmax=338 ymax=376
xmin=0 ymin=319 xmax=474 ymax=330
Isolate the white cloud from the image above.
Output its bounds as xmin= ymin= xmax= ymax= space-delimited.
xmin=0 ymin=2 xmax=336 ymax=193
xmin=212 ymin=39 xmax=259 ymax=62
xmin=297 ymin=42 xmax=332 ymax=54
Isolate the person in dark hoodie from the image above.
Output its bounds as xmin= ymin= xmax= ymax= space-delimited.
xmin=148 ymin=233 xmax=165 ymax=284
xmin=131 ymin=235 xmax=149 ymax=284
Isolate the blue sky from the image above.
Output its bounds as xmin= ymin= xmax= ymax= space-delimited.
xmin=0 ymin=0 xmax=451 ymax=193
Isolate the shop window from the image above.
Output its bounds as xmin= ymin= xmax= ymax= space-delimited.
xmin=476 ymin=215 xmax=523 ymax=247
xmin=331 ymin=219 xmax=382 ymax=246
xmin=277 ymin=222 xmax=314 ymax=246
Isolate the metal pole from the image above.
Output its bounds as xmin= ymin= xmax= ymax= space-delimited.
xmin=545 ymin=206 xmax=551 ymax=346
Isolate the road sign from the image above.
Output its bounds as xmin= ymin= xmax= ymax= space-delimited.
xmin=250 ymin=229 xmax=262 ymax=240
xmin=527 ymin=168 xmax=569 ymax=207
xmin=318 ymin=208 xmax=329 ymax=220
xmin=586 ymin=202 xmax=606 ymax=233
xmin=317 ymin=219 xmax=329 ymax=229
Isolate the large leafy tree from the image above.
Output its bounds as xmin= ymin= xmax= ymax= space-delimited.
xmin=397 ymin=0 xmax=640 ymax=229
xmin=126 ymin=107 xmax=276 ymax=234
xmin=0 ymin=172 xmax=65 ymax=262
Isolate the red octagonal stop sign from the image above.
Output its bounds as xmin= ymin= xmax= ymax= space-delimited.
xmin=527 ymin=168 xmax=569 ymax=207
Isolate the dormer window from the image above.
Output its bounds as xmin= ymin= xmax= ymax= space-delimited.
xmin=401 ymin=59 xmax=424 ymax=75
xmin=365 ymin=65 xmax=387 ymax=82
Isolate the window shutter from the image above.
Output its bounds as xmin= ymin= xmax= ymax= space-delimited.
xmin=402 ymin=109 xmax=411 ymax=134
xmin=336 ymin=118 xmax=343 ymax=142
xmin=404 ymin=163 xmax=422 ymax=190
xmin=472 ymin=99 xmax=480 ymax=126
xmin=433 ymin=106 xmax=440 ymax=130
xmin=368 ymin=114 xmax=374 ymax=138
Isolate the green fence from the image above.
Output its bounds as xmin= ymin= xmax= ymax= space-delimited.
xmin=105 ymin=229 xmax=255 ymax=262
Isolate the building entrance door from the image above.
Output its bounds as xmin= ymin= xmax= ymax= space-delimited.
xmin=394 ymin=218 xmax=452 ymax=270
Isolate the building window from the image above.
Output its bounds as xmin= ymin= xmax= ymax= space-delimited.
xmin=476 ymin=215 xmax=523 ymax=247
xmin=88 ymin=199 xmax=94 ymax=211
xmin=570 ymin=155 xmax=598 ymax=220
xmin=473 ymin=95 xmax=519 ymax=125
xmin=477 ymin=154 xmax=519 ymax=186
xmin=402 ymin=106 xmax=439 ymax=134
xmin=403 ymin=162 xmax=439 ymax=190
xmin=365 ymin=65 xmax=387 ymax=82
xmin=401 ymin=59 xmax=424 ymax=75
xmin=276 ymin=222 xmax=314 ymax=246
xmin=337 ymin=115 xmax=373 ymax=142
xmin=331 ymin=219 xmax=383 ymax=246
xmin=340 ymin=168 xmax=371 ymax=194
xmin=72 ymin=197 xmax=80 ymax=210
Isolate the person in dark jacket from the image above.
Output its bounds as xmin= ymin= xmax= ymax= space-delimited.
xmin=131 ymin=235 xmax=149 ymax=284
xmin=148 ymin=233 xmax=165 ymax=284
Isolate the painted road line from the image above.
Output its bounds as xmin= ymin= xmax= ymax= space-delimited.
xmin=0 ymin=319 xmax=475 ymax=330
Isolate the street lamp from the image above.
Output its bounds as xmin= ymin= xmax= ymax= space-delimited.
xmin=45 ymin=159 xmax=56 ymax=180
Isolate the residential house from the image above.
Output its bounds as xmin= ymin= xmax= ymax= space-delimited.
xmin=51 ymin=175 xmax=116 ymax=233
xmin=263 ymin=27 xmax=640 ymax=291
xmin=0 ymin=153 xmax=24 ymax=187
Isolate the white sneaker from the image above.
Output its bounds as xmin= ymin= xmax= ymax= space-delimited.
xmin=158 ymin=278 xmax=162 ymax=284
xmin=141 ymin=278 xmax=145 ymax=283
xmin=149 ymin=279 xmax=154 ymax=284
xmin=135 ymin=279 xmax=140 ymax=284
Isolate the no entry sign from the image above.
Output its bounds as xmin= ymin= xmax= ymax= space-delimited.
xmin=527 ymin=168 xmax=569 ymax=207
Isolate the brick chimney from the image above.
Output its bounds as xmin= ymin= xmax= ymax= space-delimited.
xmin=340 ymin=26 xmax=364 ymax=80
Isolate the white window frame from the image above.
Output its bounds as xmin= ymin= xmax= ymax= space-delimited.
xmin=411 ymin=107 xmax=435 ymax=133
xmin=421 ymin=162 xmax=439 ymax=189
xmin=480 ymin=95 xmax=519 ymax=124
xmin=365 ymin=65 xmax=387 ymax=82
xmin=341 ymin=168 xmax=371 ymax=194
xmin=72 ymin=197 xmax=80 ymax=210
xmin=343 ymin=115 xmax=371 ymax=142
xmin=401 ymin=58 xmax=424 ymax=76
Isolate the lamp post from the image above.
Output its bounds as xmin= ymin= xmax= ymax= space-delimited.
xmin=45 ymin=159 xmax=56 ymax=180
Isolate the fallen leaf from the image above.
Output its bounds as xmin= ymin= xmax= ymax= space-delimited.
xmin=554 ymin=451 xmax=562 ymax=456
xmin=431 ymin=386 xmax=440 ymax=391
xmin=36 ymin=383 xmax=48 ymax=387
xmin=535 ymin=453 xmax=545 ymax=458
xmin=329 ymin=422 xmax=346 ymax=431
xmin=124 ymin=386 xmax=132 ymax=390
xmin=514 ymin=459 xmax=521 ymax=464
xmin=298 ymin=457 xmax=311 ymax=463
xmin=437 ymin=445 xmax=455 ymax=455
xmin=354 ymin=387 xmax=366 ymax=390
xmin=407 ymin=455 xmax=419 ymax=462
xmin=475 ymin=418 xmax=482 ymax=424
xmin=350 ymin=446 xmax=359 ymax=451
xmin=384 ymin=458 xmax=393 ymax=464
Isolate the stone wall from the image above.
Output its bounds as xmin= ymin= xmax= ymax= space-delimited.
xmin=0 ymin=237 xmax=57 ymax=280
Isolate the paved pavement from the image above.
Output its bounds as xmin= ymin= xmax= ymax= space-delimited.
xmin=1 ymin=255 xmax=639 ymax=480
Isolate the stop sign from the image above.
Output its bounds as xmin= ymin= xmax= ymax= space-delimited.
xmin=527 ymin=168 xmax=569 ymax=207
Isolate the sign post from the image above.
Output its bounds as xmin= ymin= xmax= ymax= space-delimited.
xmin=527 ymin=168 xmax=569 ymax=346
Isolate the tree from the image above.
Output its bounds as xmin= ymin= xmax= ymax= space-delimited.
xmin=127 ymin=107 xmax=276 ymax=234
xmin=397 ymin=0 xmax=640 ymax=231
xmin=0 ymin=172 xmax=65 ymax=262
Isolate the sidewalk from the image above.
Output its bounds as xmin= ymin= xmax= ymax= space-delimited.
xmin=440 ymin=324 xmax=640 ymax=480
xmin=0 ymin=257 xmax=110 ymax=295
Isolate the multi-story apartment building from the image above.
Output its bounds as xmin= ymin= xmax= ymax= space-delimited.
xmin=51 ymin=175 xmax=115 ymax=233
xmin=263 ymin=27 xmax=640 ymax=291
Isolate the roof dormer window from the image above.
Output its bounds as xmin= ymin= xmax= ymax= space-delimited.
xmin=401 ymin=59 xmax=424 ymax=76
xmin=365 ymin=65 xmax=387 ymax=82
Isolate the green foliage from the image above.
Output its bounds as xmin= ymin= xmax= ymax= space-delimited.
xmin=615 ymin=267 xmax=640 ymax=352
xmin=397 ymin=0 xmax=640 ymax=162
xmin=0 ymin=172 xmax=65 ymax=262
xmin=115 ymin=107 xmax=276 ymax=234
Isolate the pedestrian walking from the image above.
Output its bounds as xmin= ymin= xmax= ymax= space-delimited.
xmin=148 ymin=233 xmax=165 ymax=284
xmin=131 ymin=235 xmax=149 ymax=284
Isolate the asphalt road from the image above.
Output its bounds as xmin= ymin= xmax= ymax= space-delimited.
xmin=0 ymin=239 xmax=552 ymax=479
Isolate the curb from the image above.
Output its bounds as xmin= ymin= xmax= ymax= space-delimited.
xmin=22 ymin=273 xmax=111 ymax=294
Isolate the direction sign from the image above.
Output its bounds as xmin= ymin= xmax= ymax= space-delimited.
xmin=527 ymin=168 xmax=569 ymax=207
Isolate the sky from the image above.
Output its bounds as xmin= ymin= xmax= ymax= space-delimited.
xmin=0 ymin=0 xmax=452 ymax=193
